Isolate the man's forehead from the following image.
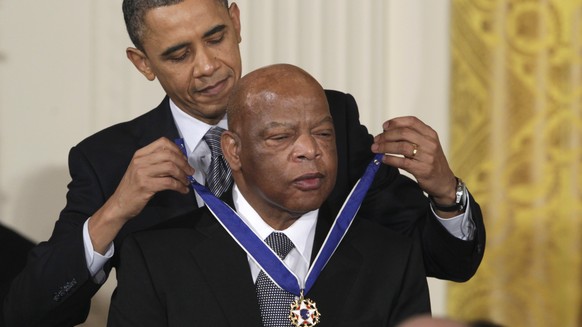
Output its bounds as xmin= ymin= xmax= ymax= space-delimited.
xmin=247 ymin=107 xmax=333 ymax=129
xmin=141 ymin=1 xmax=230 ymax=56
xmin=259 ymin=115 xmax=333 ymax=127
xmin=143 ymin=0 xmax=228 ymax=34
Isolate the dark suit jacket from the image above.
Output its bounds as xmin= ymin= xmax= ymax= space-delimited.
xmin=0 ymin=224 xmax=35 ymax=325
xmin=3 ymin=91 xmax=484 ymax=326
xmin=107 ymin=198 xmax=431 ymax=327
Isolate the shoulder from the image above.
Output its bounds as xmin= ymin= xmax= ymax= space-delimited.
xmin=324 ymin=89 xmax=356 ymax=110
xmin=324 ymin=89 xmax=362 ymax=128
xmin=65 ymin=98 xmax=173 ymax=174
xmin=74 ymin=97 xmax=170 ymax=152
xmin=324 ymin=89 xmax=351 ymax=101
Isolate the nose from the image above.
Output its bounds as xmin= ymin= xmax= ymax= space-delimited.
xmin=293 ymin=134 xmax=321 ymax=161
xmin=192 ymin=47 xmax=218 ymax=77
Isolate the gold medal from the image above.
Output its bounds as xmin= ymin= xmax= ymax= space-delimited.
xmin=289 ymin=290 xmax=321 ymax=327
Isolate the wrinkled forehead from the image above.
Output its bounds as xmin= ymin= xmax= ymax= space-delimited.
xmin=227 ymin=65 xmax=328 ymax=128
xmin=242 ymin=91 xmax=330 ymax=133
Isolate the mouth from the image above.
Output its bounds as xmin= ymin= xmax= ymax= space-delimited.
xmin=293 ymin=173 xmax=324 ymax=191
xmin=194 ymin=77 xmax=229 ymax=98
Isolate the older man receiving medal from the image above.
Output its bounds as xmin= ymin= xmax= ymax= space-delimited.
xmin=108 ymin=64 xmax=431 ymax=327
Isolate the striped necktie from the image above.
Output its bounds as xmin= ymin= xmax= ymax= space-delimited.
xmin=202 ymin=126 xmax=232 ymax=197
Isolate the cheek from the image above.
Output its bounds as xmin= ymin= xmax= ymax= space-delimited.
xmin=242 ymin=149 xmax=281 ymax=177
xmin=248 ymin=155 xmax=294 ymax=192
xmin=321 ymin=142 xmax=338 ymax=168
xmin=158 ymin=69 xmax=191 ymax=92
xmin=252 ymin=157 xmax=287 ymax=181
xmin=220 ymin=43 xmax=242 ymax=73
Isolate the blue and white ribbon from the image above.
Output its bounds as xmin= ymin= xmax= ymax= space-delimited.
xmin=175 ymin=138 xmax=382 ymax=296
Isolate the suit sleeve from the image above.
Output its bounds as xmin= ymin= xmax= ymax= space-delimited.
xmin=327 ymin=90 xmax=485 ymax=282
xmin=107 ymin=234 xmax=166 ymax=327
xmin=419 ymin=192 xmax=485 ymax=281
xmin=3 ymin=146 xmax=108 ymax=327
xmin=387 ymin=233 xmax=431 ymax=327
xmin=0 ymin=225 xmax=35 ymax=325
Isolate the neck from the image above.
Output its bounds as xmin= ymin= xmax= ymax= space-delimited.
xmin=261 ymin=214 xmax=299 ymax=231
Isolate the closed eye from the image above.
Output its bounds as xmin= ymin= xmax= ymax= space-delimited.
xmin=207 ymin=33 xmax=225 ymax=45
xmin=314 ymin=129 xmax=334 ymax=138
xmin=204 ymin=24 xmax=227 ymax=46
xmin=169 ymin=50 xmax=190 ymax=62
xmin=270 ymin=134 xmax=290 ymax=141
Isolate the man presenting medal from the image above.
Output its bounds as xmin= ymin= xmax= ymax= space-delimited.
xmin=108 ymin=64 xmax=431 ymax=327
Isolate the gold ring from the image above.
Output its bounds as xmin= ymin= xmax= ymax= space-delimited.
xmin=411 ymin=144 xmax=418 ymax=157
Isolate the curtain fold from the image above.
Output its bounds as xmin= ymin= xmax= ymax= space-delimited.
xmin=447 ymin=0 xmax=582 ymax=326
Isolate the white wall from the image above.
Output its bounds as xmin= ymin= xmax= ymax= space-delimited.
xmin=0 ymin=1 xmax=450 ymax=325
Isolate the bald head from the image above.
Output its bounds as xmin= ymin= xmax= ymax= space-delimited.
xmin=221 ymin=64 xmax=336 ymax=229
xmin=226 ymin=64 xmax=328 ymax=133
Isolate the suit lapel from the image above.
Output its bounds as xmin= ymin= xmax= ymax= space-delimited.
xmin=144 ymin=97 xmax=198 ymax=210
xmin=187 ymin=208 xmax=263 ymax=326
xmin=184 ymin=196 xmax=362 ymax=326
xmin=309 ymin=204 xmax=363 ymax=326
xmin=136 ymin=96 xmax=181 ymax=148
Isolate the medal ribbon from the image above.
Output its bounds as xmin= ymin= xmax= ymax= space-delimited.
xmin=175 ymin=138 xmax=382 ymax=296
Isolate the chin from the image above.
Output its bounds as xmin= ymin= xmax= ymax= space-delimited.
xmin=289 ymin=200 xmax=325 ymax=215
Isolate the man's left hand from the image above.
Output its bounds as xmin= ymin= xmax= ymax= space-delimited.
xmin=371 ymin=116 xmax=457 ymax=207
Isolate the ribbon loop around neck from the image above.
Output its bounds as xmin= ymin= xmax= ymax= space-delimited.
xmin=176 ymin=137 xmax=383 ymax=296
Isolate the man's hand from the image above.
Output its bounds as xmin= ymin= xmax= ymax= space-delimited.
xmin=371 ymin=116 xmax=458 ymax=215
xmin=89 ymin=137 xmax=195 ymax=253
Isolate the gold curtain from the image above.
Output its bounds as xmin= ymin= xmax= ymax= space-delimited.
xmin=447 ymin=0 xmax=582 ymax=326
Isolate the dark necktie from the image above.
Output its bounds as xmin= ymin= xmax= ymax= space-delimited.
xmin=202 ymin=126 xmax=233 ymax=197
xmin=256 ymin=232 xmax=296 ymax=327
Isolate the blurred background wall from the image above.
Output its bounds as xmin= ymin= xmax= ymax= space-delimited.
xmin=447 ymin=1 xmax=582 ymax=326
xmin=1 ymin=0 xmax=454 ymax=325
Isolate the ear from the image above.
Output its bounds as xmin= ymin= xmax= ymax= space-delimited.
xmin=221 ymin=131 xmax=241 ymax=171
xmin=228 ymin=3 xmax=242 ymax=43
xmin=126 ymin=47 xmax=156 ymax=81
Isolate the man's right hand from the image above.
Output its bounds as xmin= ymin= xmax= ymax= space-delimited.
xmin=88 ymin=137 xmax=195 ymax=254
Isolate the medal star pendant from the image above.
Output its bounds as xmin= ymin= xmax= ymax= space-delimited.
xmin=289 ymin=292 xmax=321 ymax=327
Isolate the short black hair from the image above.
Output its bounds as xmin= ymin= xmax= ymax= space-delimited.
xmin=122 ymin=0 xmax=229 ymax=51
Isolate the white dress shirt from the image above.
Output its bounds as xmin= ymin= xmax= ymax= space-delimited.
xmin=169 ymin=99 xmax=228 ymax=207
xmin=231 ymin=184 xmax=317 ymax=285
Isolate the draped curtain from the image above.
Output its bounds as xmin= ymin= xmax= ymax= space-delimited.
xmin=447 ymin=0 xmax=582 ymax=326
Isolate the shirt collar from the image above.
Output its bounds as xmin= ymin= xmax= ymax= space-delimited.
xmin=169 ymin=99 xmax=228 ymax=153
xmin=232 ymin=184 xmax=318 ymax=264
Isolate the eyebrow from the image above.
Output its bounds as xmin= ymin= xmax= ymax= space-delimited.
xmin=263 ymin=116 xmax=334 ymax=129
xmin=160 ymin=24 xmax=227 ymax=58
xmin=203 ymin=24 xmax=226 ymax=38
xmin=161 ymin=42 xmax=190 ymax=58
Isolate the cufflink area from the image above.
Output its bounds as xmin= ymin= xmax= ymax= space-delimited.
xmin=52 ymin=278 xmax=78 ymax=302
